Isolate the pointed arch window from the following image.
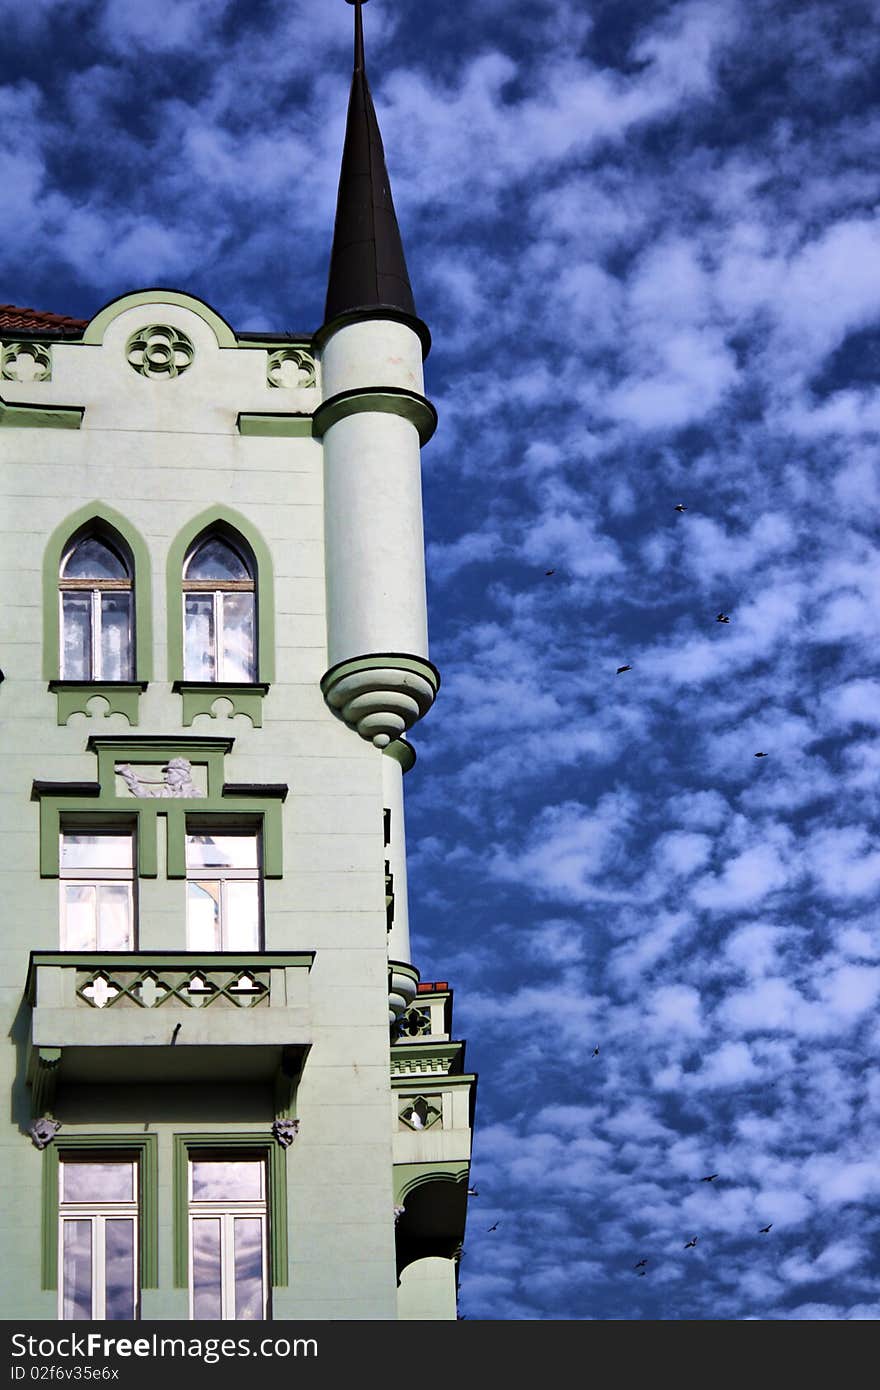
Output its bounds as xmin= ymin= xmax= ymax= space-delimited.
xmin=60 ymin=534 xmax=134 ymax=682
xmin=183 ymin=534 xmax=256 ymax=683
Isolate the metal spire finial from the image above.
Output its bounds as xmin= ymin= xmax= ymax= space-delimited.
xmin=346 ymin=0 xmax=368 ymax=73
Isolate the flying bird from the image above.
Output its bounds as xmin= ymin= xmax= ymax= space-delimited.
xmin=754 ymin=751 xmax=768 ymax=758
xmin=634 ymin=1259 xmax=647 ymax=1269
xmin=171 ymin=1022 xmax=181 ymax=1045
xmin=616 ymin=665 xmax=632 ymax=674
xmin=487 ymin=1222 xmax=499 ymax=1232
xmin=467 ymin=1187 xmax=479 ymax=1197
xmin=545 ymin=569 xmax=556 ymax=576
xmin=759 ymin=1224 xmax=773 ymax=1234
xmin=716 ymin=612 xmax=730 ymax=623
xmin=684 ymin=1237 xmax=698 ymax=1248
xmin=674 ymin=503 xmax=687 ymax=512
xmin=592 ymin=1046 xmax=600 ymax=1057
xmin=637 ymin=1269 xmax=647 ymax=1276
xmin=700 ymin=1174 xmax=719 ymax=1182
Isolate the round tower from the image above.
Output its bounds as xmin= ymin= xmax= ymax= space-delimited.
xmin=315 ymin=0 xmax=439 ymax=748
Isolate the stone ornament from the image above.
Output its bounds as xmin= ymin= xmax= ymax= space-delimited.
xmin=272 ymin=1118 xmax=300 ymax=1149
xmin=267 ymin=347 xmax=316 ymax=389
xmin=399 ymin=1096 xmax=441 ymax=1131
xmin=394 ymin=1005 xmax=432 ymax=1040
xmin=126 ymin=324 xmax=194 ymax=379
xmin=393 ymin=1205 xmax=406 ymax=1225
xmin=1 ymin=341 xmax=52 ymax=383
xmin=117 ymin=758 xmax=204 ymax=797
xmin=29 ymin=1118 xmax=61 ymax=1150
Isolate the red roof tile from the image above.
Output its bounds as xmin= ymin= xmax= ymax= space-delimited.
xmin=0 ymin=304 xmax=88 ymax=335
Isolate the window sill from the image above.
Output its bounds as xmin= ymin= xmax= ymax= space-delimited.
xmin=173 ymin=681 xmax=270 ymax=728
xmin=48 ymin=681 xmax=147 ymax=727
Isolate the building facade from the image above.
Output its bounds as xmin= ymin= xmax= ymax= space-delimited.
xmin=0 ymin=0 xmax=475 ymax=1322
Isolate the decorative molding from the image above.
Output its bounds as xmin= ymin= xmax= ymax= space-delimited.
xmin=272 ymin=1118 xmax=300 ymax=1148
xmin=267 ymin=347 xmax=316 ymax=389
xmin=48 ymin=681 xmax=147 ymax=727
xmin=390 ymin=1041 xmax=468 ymax=1078
xmin=84 ymin=289 xmax=237 ymax=348
xmin=75 ymin=964 xmax=270 ymax=1011
xmin=173 ymin=681 xmax=270 ymax=728
xmin=312 ymin=387 xmax=437 ymax=446
xmin=312 ymin=306 xmax=432 ymax=359
xmin=399 ymin=1096 xmax=442 ymax=1131
xmin=393 ymin=1005 xmax=432 ymax=1040
xmin=126 ymin=324 xmax=194 ymax=379
xmin=0 ymin=394 xmax=83 ymax=429
xmin=322 ymin=653 xmax=440 ymax=748
xmin=388 ymin=960 xmax=420 ymax=1025
xmin=28 ymin=1117 xmax=61 ymax=1149
xmin=236 ymin=412 xmax=313 ymax=438
xmin=117 ymin=757 xmax=204 ymax=798
xmin=27 ymin=1047 xmax=63 ymax=1121
xmin=2 ymin=341 xmax=51 ymax=382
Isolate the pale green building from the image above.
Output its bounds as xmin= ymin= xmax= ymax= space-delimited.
xmin=0 ymin=0 xmax=475 ymax=1322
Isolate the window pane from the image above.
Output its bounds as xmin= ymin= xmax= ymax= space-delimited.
xmin=63 ymin=536 xmax=128 ymax=580
xmin=184 ymin=593 xmax=215 ymax=680
xmin=61 ymin=834 xmax=133 ymax=870
xmin=186 ymin=537 xmax=251 ymax=582
xmin=62 ymin=1220 xmax=93 ymax=1320
xmin=62 ymin=1160 xmax=135 ymax=1203
xmin=104 ymin=1220 xmax=136 ymax=1321
xmin=98 ymin=884 xmax=133 ymax=951
xmin=225 ymin=880 xmax=260 ymax=950
xmin=186 ymin=834 xmax=258 ymax=869
xmin=221 ymin=590 xmax=256 ymax=682
xmin=63 ymin=884 xmax=97 ymax=950
xmin=234 ymin=1218 xmax=264 ymax=1321
xmin=100 ymin=591 xmax=133 ymax=681
xmin=61 ymin=593 xmax=91 ymax=680
xmin=191 ymin=1219 xmax=222 ymax=1320
xmin=191 ymin=1160 xmax=264 ymax=1202
xmin=187 ymin=882 xmax=221 ymax=950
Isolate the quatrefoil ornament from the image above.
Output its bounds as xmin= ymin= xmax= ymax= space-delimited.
xmin=126 ymin=324 xmax=194 ymax=379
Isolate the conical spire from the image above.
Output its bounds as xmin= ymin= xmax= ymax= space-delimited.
xmin=321 ymin=1 xmax=428 ymax=351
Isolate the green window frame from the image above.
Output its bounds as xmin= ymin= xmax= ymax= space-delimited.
xmin=41 ymin=1134 xmax=158 ymax=1292
xmin=172 ymin=1134 xmax=288 ymax=1289
xmin=166 ymin=508 xmax=275 ymax=686
xmin=43 ymin=505 xmax=153 ymax=684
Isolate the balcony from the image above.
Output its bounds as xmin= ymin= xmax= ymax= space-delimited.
xmin=25 ymin=951 xmax=313 ymax=1108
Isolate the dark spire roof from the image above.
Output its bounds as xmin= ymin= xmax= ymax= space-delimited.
xmin=321 ymin=1 xmax=429 ymax=353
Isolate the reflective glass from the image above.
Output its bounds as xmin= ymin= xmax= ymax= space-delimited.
xmin=61 ymin=834 xmax=133 ymax=870
xmin=62 ymin=536 xmax=128 ymax=580
xmin=100 ymin=591 xmax=133 ymax=680
xmin=98 ymin=884 xmax=133 ymax=950
xmin=185 ymin=537 xmax=251 ymax=582
xmin=234 ymin=1218 xmax=264 ymax=1320
xmin=187 ymin=882 xmax=221 ymax=950
xmin=225 ymin=881 xmax=260 ymax=950
xmin=61 ymin=593 xmax=91 ymax=679
xmin=184 ymin=593 xmax=215 ymax=679
xmin=191 ymin=1219 xmax=222 ymax=1320
xmin=191 ymin=1160 xmax=264 ymax=1202
xmin=62 ymin=1160 xmax=135 ymax=1203
xmin=104 ymin=1220 xmax=135 ymax=1320
xmin=63 ymin=884 xmax=97 ymax=949
xmin=186 ymin=835 xmax=258 ymax=869
xmin=221 ymin=591 xmax=256 ymax=682
xmin=62 ymin=1221 xmax=92 ymax=1320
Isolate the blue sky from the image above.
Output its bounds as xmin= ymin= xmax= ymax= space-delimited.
xmin=4 ymin=0 xmax=880 ymax=1321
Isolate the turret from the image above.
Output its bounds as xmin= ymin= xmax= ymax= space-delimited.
xmin=316 ymin=0 xmax=439 ymax=748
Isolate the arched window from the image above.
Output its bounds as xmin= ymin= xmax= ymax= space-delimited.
xmin=59 ymin=534 xmax=134 ymax=681
xmin=183 ymin=534 xmax=256 ymax=682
